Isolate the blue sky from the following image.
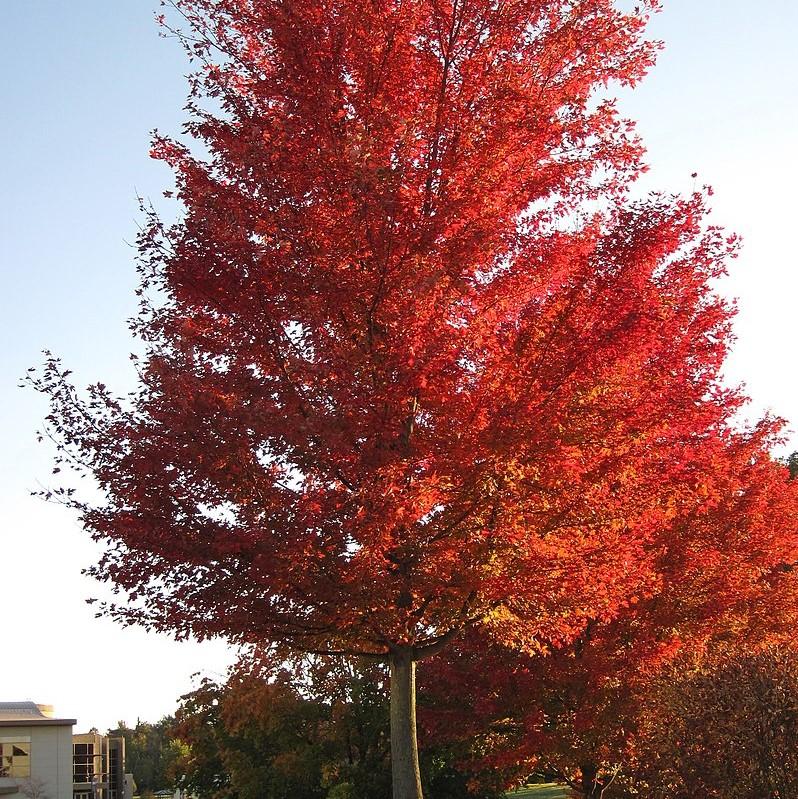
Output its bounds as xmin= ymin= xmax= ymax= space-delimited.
xmin=1 ymin=0 xmax=797 ymax=731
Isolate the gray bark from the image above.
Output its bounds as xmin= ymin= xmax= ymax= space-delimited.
xmin=390 ymin=652 xmax=424 ymax=799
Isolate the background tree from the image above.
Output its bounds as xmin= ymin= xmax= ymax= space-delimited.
xmin=18 ymin=777 xmax=50 ymax=799
xmin=171 ymin=658 xmax=501 ymax=799
xmin=173 ymin=670 xmax=329 ymax=799
xmin=108 ymin=718 xmax=180 ymax=795
xmin=30 ymin=0 xmax=798 ymax=796
xmin=631 ymin=646 xmax=798 ymax=799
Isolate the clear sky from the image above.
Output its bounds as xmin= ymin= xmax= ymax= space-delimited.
xmin=1 ymin=0 xmax=796 ymax=732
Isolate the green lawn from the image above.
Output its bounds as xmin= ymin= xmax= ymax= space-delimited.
xmin=506 ymin=784 xmax=572 ymax=798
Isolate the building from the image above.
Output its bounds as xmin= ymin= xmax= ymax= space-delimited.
xmin=71 ymin=733 xmax=126 ymax=799
xmin=1 ymin=705 xmax=135 ymax=799
xmin=122 ymin=775 xmax=135 ymax=799
xmin=0 ymin=702 xmax=76 ymax=799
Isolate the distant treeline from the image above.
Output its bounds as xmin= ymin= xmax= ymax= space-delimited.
xmin=108 ymin=718 xmax=182 ymax=796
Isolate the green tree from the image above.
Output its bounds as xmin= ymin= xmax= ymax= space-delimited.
xmin=171 ymin=660 xmax=500 ymax=799
xmin=785 ymin=451 xmax=798 ymax=480
xmin=109 ymin=718 xmax=179 ymax=794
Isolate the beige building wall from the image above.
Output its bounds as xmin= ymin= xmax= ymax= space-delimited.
xmin=0 ymin=724 xmax=74 ymax=799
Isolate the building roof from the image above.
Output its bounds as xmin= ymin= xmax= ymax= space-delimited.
xmin=0 ymin=702 xmax=76 ymax=727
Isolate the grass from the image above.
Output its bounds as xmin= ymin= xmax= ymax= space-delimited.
xmin=506 ymin=784 xmax=572 ymax=798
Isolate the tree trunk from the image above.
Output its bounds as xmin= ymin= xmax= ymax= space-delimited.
xmin=581 ymin=763 xmax=603 ymax=798
xmin=389 ymin=651 xmax=424 ymax=799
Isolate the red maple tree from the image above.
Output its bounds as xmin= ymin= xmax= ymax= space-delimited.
xmin=31 ymin=1 xmax=798 ymax=797
xmin=421 ymin=429 xmax=798 ymax=797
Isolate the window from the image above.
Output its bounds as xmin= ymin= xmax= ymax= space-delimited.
xmin=0 ymin=741 xmax=31 ymax=778
xmin=73 ymin=742 xmax=95 ymax=783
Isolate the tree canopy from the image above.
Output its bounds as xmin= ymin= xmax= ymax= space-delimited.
xmin=31 ymin=1 xmax=798 ymax=796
